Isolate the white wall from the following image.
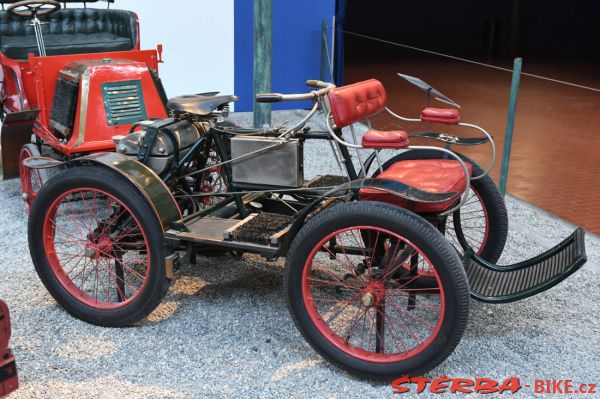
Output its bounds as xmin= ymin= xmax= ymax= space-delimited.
xmin=87 ymin=0 xmax=235 ymax=100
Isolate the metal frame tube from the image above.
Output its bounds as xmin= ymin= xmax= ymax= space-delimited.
xmin=324 ymin=112 xmax=471 ymax=215
xmin=457 ymin=122 xmax=496 ymax=179
xmin=385 ymin=107 xmax=496 ymax=180
xmin=32 ymin=16 xmax=46 ymax=57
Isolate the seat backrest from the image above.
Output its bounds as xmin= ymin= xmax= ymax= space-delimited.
xmin=0 ymin=8 xmax=138 ymax=45
xmin=327 ymin=79 xmax=387 ymax=128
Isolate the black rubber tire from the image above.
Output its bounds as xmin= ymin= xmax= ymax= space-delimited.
xmin=28 ymin=166 xmax=170 ymax=327
xmin=371 ymin=149 xmax=508 ymax=263
xmin=285 ymin=201 xmax=469 ymax=380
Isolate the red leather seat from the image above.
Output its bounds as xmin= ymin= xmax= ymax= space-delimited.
xmin=362 ymin=129 xmax=409 ymax=149
xmin=328 ymin=79 xmax=387 ymax=128
xmin=360 ymin=159 xmax=472 ymax=213
xmin=421 ymin=107 xmax=461 ymax=124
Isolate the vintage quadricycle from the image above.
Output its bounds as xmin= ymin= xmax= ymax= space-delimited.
xmin=22 ymin=75 xmax=587 ymax=380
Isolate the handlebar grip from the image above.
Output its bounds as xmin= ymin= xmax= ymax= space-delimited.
xmin=256 ymin=93 xmax=283 ymax=103
xmin=306 ymin=80 xmax=330 ymax=89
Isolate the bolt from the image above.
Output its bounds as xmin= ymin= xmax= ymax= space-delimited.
xmin=84 ymin=247 xmax=96 ymax=258
xmin=361 ymin=292 xmax=375 ymax=308
xmin=21 ymin=192 xmax=29 ymax=201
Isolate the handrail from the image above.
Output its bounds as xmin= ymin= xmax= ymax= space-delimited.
xmin=385 ymin=107 xmax=496 ymax=180
xmin=323 ymin=112 xmax=471 ymax=215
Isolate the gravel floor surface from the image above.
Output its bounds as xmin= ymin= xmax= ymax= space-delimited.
xmin=0 ymin=111 xmax=598 ymax=398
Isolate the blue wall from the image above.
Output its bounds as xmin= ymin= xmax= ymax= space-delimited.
xmin=234 ymin=0 xmax=336 ymax=111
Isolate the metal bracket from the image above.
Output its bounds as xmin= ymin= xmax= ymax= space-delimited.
xmin=137 ymin=118 xmax=179 ymax=166
xmin=409 ymin=131 xmax=491 ymax=146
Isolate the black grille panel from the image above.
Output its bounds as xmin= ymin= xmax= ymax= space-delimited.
xmin=49 ymin=77 xmax=79 ymax=138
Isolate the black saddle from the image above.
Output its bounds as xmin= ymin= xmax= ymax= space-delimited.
xmin=167 ymin=93 xmax=238 ymax=116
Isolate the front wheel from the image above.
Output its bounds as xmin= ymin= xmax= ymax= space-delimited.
xmin=285 ymin=201 xmax=469 ymax=380
xmin=19 ymin=143 xmax=48 ymax=213
xmin=28 ymin=166 xmax=170 ymax=326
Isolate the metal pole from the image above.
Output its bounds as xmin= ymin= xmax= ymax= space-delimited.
xmin=499 ymin=57 xmax=522 ymax=197
xmin=253 ymin=0 xmax=272 ymax=128
xmin=330 ymin=16 xmax=336 ymax=83
xmin=320 ymin=19 xmax=327 ymax=82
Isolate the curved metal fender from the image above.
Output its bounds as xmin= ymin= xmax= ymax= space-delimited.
xmin=320 ymin=178 xmax=459 ymax=204
xmin=26 ymin=153 xmax=182 ymax=231
xmin=279 ymin=178 xmax=459 ymax=254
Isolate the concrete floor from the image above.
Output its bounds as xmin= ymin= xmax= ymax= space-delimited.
xmin=345 ymin=59 xmax=600 ymax=235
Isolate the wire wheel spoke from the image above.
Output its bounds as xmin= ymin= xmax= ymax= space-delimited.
xmin=447 ymin=185 xmax=489 ymax=255
xmin=42 ymin=188 xmax=151 ymax=309
xmin=303 ymin=226 xmax=445 ymax=362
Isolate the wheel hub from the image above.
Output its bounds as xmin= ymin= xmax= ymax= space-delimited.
xmin=360 ymin=281 xmax=385 ymax=308
xmin=84 ymin=247 xmax=96 ymax=258
xmin=85 ymin=236 xmax=113 ymax=259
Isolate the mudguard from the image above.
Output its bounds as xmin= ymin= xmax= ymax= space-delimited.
xmin=25 ymin=152 xmax=181 ymax=231
xmin=280 ymin=177 xmax=459 ymax=253
xmin=1 ymin=110 xmax=39 ymax=180
xmin=319 ymin=178 xmax=459 ymax=204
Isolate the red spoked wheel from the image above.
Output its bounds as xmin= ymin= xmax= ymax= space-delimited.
xmin=19 ymin=143 xmax=48 ymax=213
xmin=199 ymin=146 xmax=228 ymax=208
xmin=446 ymin=186 xmax=489 ymax=257
xmin=304 ymin=226 xmax=445 ymax=362
xmin=175 ymin=145 xmax=228 ymax=215
xmin=42 ymin=188 xmax=150 ymax=309
xmin=402 ymin=186 xmax=490 ymax=280
xmin=285 ymin=202 xmax=469 ymax=379
xmin=28 ymin=166 xmax=170 ymax=326
xmin=372 ymin=150 xmax=508 ymax=264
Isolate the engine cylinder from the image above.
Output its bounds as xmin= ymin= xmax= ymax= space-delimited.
xmin=116 ymin=119 xmax=208 ymax=175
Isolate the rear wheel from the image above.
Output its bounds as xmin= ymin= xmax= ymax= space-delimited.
xmin=28 ymin=166 xmax=170 ymax=326
xmin=19 ymin=143 xmax=48 ymax=213
xmin=285 ymin=202 xmax=469 ymax=379
xmin=372 ymin=149 xmax=508 ymax=263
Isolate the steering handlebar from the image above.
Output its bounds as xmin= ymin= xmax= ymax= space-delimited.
xmin=256 ymin=80 xmax=335 ymax=103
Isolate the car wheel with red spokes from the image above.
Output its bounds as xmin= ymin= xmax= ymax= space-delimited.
xmin=28 ymin=166 xmax=170 ymax=326
xmin=285 ymin=201 xmax=469 ymax=379
xmin=19 ymin=143 xmax=48 ymax=213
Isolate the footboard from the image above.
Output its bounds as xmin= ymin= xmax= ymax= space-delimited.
xmin=465 ymin=228 xmax=587 ymax=303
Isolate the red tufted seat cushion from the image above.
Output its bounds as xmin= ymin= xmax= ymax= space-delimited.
xmin=362 ymin=129 xmax=409 ymax=149
xmin=420 ymin=107 xmax=461 ymax=124
xmin=360 ymin=159 xmax=472 ymax=213
xmin=328 ymin=79 xmax=387 ymax=128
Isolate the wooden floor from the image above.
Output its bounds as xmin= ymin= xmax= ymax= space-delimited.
xmin=346 ymin=60 xmax=600 ymax=235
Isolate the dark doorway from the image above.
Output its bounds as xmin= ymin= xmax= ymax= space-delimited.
xmin=339 ymin=0 xmax=600 ymax=235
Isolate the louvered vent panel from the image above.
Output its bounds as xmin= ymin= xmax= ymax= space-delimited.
xmin=102 ymin=80 xmax=147 ymax=126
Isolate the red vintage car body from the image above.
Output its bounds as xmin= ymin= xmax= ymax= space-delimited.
xmin=0 ymin=300 xmax=17 ymax=397
xmin=0 ymin=3 xmax=169 ymax=180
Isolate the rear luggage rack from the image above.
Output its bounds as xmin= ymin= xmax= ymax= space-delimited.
xmin=465 ymin=228 xmax=586 ymax=303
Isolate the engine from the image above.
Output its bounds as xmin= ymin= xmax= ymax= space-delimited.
xmin=115 ymin=119 xmax=209 ymax=175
